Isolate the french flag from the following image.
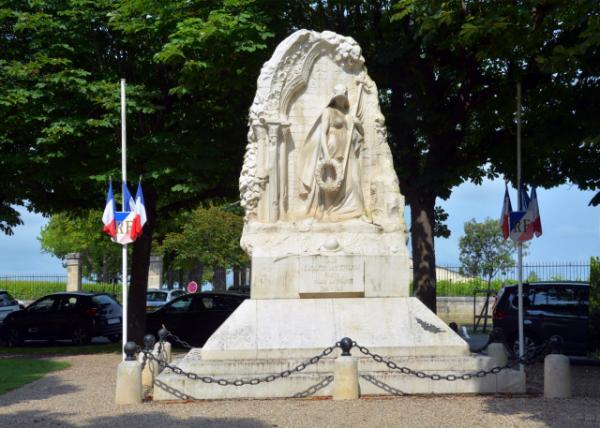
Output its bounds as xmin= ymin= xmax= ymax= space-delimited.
xmin=130 ymin=181 xmax=147 ymax=240
xmin=499 ymin=184 xmax=512 ymax=240
xmin=529 ymin=187 xmax=542 ymax=237
xmin=122 ymin=181 xmax=135 ymax=212
xmin=102 ymin=182 xmax=117 ymax=239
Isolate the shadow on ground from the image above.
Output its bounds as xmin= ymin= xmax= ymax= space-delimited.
xmin=0 ymin=373 xmax=80 ymax=406
xmin=481 ymin=363 xmax=600 ymax=428
xmin=0 ymin=410 xmax=272 ymax=428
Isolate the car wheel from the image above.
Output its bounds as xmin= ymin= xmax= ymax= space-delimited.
xmin=511 ymin=333 xmax=539 ymax=361
xmin=7 ymin=327 xmax=24 ymax=347
xmin=71 ymin=325 xmax=92 ymax=345
xmin=107 ymin=334 xmax=121 ymax=343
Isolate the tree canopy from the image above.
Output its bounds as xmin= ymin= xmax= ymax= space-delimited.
xmin=1 ymin=0 xmax=598 ymax=326
xmin=38 ymin=210 xmax=122 ymax=282
xmin=162 ymin=204 xmax=248 ymax=272
xmin=458 ymin=217 xmax=527 ymax=286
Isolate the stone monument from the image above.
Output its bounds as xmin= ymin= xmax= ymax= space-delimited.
xmin=155 ymin=30 xmax=524 ymax=399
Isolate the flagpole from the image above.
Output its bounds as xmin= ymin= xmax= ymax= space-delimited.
xmin=121 ymin=78 xmax=128 ymax=360
xmin=516 ymin=82 xmax=524 ymax=371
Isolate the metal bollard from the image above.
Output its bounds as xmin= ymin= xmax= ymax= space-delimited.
xmin=333 ymin=337 xmax=360 ymax=400
xmin=140 ymin=334 xmax=159 ymax=397
xmin=115 ymin=342 xmax=143 ymax=405
xmin=544 ymin=335 xmax=571 ymax=398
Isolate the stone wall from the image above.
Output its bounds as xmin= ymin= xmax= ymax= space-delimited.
xmin=436 ymin=297 xmax=489 ymax=325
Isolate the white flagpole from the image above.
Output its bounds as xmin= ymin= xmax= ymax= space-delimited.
xmin=516 ymin=82 xmax=524 ymax=371
xmin=121 ymin=78 xmax=128 ymax=360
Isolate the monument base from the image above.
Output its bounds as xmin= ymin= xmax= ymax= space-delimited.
xmin=154 ymin=298 xmax=525 ymax=400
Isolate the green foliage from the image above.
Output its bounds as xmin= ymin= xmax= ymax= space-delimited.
xmin=0 ymin=344 xmax=119 ymax=358
xmin=0 ymin=359 xmax=70 ymax=395
xmin=38 ymin=210 xmax=122 ymax=282
xmin=0 ymin=279 xmax=119 ymax=301
xmin=162 ymin=205 xmax=248 ymax=270
xmin=0 ymin=0 xmax=284 ymax=229
xmin=590 ymin=256 xmax=600 ymax=353
xmin=458 ymin=218 xmax=523 ymax=284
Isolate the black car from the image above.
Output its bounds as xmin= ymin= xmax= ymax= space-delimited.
xmin=2 ymin=292 xmax=122 ymax=346
xmin=146 ymin=292 xmax=247 ymax=347
xmin=493 ymin=281 xmax=589 ymax=356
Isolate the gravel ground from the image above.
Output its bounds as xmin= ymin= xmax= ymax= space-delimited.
xmin=1 ymin=353 xmax=599 ymax=428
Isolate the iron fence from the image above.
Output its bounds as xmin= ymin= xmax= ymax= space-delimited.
xmin=430 ymin=262 xmax=591 ymax=297
xmin=0 ymin=275 xmax=120 ymax=301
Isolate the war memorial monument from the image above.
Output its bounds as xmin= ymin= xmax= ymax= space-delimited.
xmin=154 ymin=30 xmax=525 ymax=399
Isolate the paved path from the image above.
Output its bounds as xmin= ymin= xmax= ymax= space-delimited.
xmin=1 ymin=353 xmax=599 ymax=428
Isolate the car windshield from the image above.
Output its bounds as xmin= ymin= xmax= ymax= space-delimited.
xmin=147 ymin=291 xmax=168 ymax=302
xmin=93 ymin=294 xmax=117 ymax=306
xmin=0 ymin=292 xmax=15 ymax=307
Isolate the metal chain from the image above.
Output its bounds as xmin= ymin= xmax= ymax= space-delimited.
xmin=140 ymin=342 xmax=339 ymax=386
xmin=165 ymin=332 xmax=193 ymax=350
xmin=353 ymin=339 xmax=550 ymax=382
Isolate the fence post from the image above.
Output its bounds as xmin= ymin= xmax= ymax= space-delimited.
xmin=65 ymin=253 xmax=82 ymax=292
xmin=486 ymin=328 xmax=508 ymax=367
xmin=115 ymin=342 xmax=143 ymax=405
xmin=544 ymin=336 xmax=571 ymax=398
xmin=333 ymin=338 xmax=359 ymax=400
xmin=140 ymin=334 xmax=159 ymax=398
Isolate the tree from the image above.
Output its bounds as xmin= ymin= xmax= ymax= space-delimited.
xmin=2 ymin=0 xmax=599 ymax=321
xmin=286 ymin=1 xmax=600 ymax=312
xmin=458 ymin=218 xmax=525 ymax=287
xmin=38 ymin=210 xmax=122 ymax=282
xmin=0 ymin=0 xmax=290 ymax=342
xmin=161 ymin=205 xmax=249 ymax=289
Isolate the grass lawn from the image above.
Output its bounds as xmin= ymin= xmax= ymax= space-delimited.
xmin=0 ymin=342 xmax=121 ymax=357
xmin=0 ymin=359 xmax=70 ymax=395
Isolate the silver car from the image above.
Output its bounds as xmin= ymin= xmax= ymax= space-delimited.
xmin=146 ymin=289 xmax=186 ymax=312
xmin=0 ymin=290 xmax=21 ymax=324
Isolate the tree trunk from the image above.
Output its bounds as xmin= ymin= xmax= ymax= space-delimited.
xmin=409 ymin=195 xmax=437 ymax=313
xmin=127 ymin=184 xmax=157 ymax=345
xmin=212 ymin=267 xmax=227 ymax=292
xmin=233 ymin=267 xmax=241 ymax=288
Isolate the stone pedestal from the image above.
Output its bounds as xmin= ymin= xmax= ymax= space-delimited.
xmin=155 ymin=297 xmax=526 ymax=399
xmin=148 ymin=255 xmax=163 ymax=289
xmin=243 ymin=222 xmax=409 ymax=299
xmin=65 ymin=253 xmax=82 ymax=292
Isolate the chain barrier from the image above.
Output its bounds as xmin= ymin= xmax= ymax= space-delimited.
xmin=135 ymin=328 xmax=551 ymax=387
xmin=353 ymin=338 xmax=550 ymax=382
xmin=140 ymin=339 xmax=339 ymax=386
xmin=164 ymin=331 xmax=193 ymax=350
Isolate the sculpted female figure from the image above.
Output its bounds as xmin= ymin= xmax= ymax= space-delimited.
xmin=297 ymin=84 xmax=365 ymax=221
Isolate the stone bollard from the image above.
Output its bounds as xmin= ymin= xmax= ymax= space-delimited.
xmin=487 ymin=343 xmax=508 ymax=367
xmin=140 ymin=334 xmax=159 ymax=398
xmin=544 ymin=336 xmax=571 ymax=398
xmin=333 ymin=337 xmax=360 ymax=400
xmin=155 ymin=327 xmax=172 ymax=363
xmin=115 ymin=342 xmax=143 ymax=405
xmin=487 ymin=329 xmax=508 ymax=367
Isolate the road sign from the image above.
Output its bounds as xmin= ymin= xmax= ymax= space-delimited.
xmin=187 ymin=281 xmax=198 ymax=294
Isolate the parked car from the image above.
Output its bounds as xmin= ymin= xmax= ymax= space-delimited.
xmin=0 ymin=290 xmax=21 ymax=324
xmin=2 ymin=292 xmax=122 ymax=346
xmin=493 ymin=281 xmax=590 ymax=356
xmin=146 ymin=292 xmax=247 ymax=347
xmin=146 ymin=289 xmax=186 ymax=312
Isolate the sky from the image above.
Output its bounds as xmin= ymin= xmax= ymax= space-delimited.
xmin=0 ymin=179 xmax=598 ymax=275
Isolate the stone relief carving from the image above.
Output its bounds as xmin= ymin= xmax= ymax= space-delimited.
xmin=297 ymin=84 xmax=365 ymax=222
xmin=239 ymin=29 xmax=406 ymax=235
